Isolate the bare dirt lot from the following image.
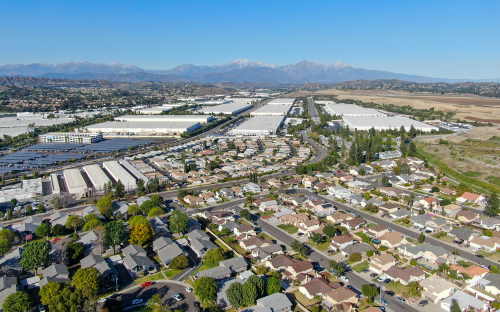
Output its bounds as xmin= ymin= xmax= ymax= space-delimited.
xmin=310 ymin=89 xmax=500 ymax=123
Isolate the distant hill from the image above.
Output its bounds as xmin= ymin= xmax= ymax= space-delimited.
xmin=0 ymin=60 xmax=471 ymax=84
xmin=333 ymin=79 xmax=500 ymax=98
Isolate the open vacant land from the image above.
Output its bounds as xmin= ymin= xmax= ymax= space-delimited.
xmin=313 ymin=89 xmax=500 ymax=124
xmin=417 ymin=136 xmax=500 ymax=193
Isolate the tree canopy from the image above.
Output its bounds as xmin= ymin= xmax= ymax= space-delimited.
xmin=20 ymin=240 xmax=50 ymax=272
xmin=71 ymin=267 xmax=100 ymax=299
xmin=168 ymin=210 xmax=189 ymax=234
xmin=193 ymin=277 xmax=217 ymax=307
xmin=2 ymin=291 xmax=32 ymax=312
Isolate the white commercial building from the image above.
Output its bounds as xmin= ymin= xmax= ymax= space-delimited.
xmin=63 ymin=169 xmax=88 ymax=199
xmin=229 ymin=116 xmax=285 ymax=136
xmin=319 ymin=102 xmax=386 ymax=117
xmin=198 ymin=101 xmax=252 ymax=115
xmin=50 ymin=173 xmax=61 ymax=195
xmin=85 ymin=121 xmax=202 ymax=136
xmin=119 ymin=159 xmax=149 ymax=183
xmin=267 ymin=98 xmax=295 ymax=105
xmin=82 ymin=164 xmax=111 ymax=193
xmin=0 ymin=178 xmax=43 ymax=204
xmin=115 ymin=115 xmax=214 ymax=123
xmin=250 ymin=104 xmax=292 ymax=116
xmin=342 ymin=115 xmax=438 ymax=132
xmin=39 ymin=132 xmax=103 ymax=144
xmin=102 ymin=161 xmax=137 ymax=191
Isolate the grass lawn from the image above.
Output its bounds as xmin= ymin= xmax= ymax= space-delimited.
xmin=292 ymin=290 xmax=320 ymax=306
xmin=165 ymin=268 xmax=183 ymax=279
xmin=135 ymin=271 xmax=167 ymax=284
xmin=309 ymin=240 xmax=331 ymax=252
xmin=352 ymin=261 xmax=369 ymax=273
xmin=277 ymin=224 xmax=299 ymax=234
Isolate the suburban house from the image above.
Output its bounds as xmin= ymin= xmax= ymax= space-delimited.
xmin=456 ymin=192 xmax=487 ymax=207
xmin=365 ymin=224 xmax=389 ymax=238
xmin=450 ymin=264 xmax=489 ymax=286
xmin=369 ymin=253 xmax=397 ymax=275
xmin=187 ymin=230 xmax=217 ymax=258
xmin=449 ymin=227 xmax=475 ymax=244
xmin=469 ymin=235 xmax=500 ymax=253
xmin=80 ymin=253 xmax=114 ymax=278
xmin=380 ymin=231 xmax=406 ymax=249
xmin=326 ymin=211 xmax=354 ymax=224
xmin=421 ymin=275 xmax=456 ymax=303
xmin=470 ymin=273 xmax=500 ymax=302
xmin=240 ymin=236 xmax=272 ymax=251
xmin=246 ymin=293 xmax=293 ymax=312
xmin=40 ymin=263 xmax=70 ymax=285
xmin=417 ymin=197 xmax=440 ymax=212
xmin=250 ymin=244 xmax=283 ymax=261
xmin=331 ymin=234 xmax=356 ymax=251
xmin=0 ymin=276 xmax=18 ymax=307
xmin=153 ymin=236 xmax=184 ymax=266
xmin=298 ymin=278 xmax=339 ymax=299
xmin=340 ymin=217 xmax=366 ymax=231
xmin=265 ymin=255 xmax=314 ymax=280
xmin=455 ymin=210 xmax=480 ymax=224
xmin=411 ymin=214 xmax=450 ymax=233
xmin=383 ymin=265 xmax=426 ymax=285
xmin=122 ymin=245 xmax=157 ymax=277
xmin=388 ymin=209 xmax=411 ymax=220
xmin=441 ymin=290 xmax=489 ymax=312
xmin=324 ymin=286 xmax=358 ymax=307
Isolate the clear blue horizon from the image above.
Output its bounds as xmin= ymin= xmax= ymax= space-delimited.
xmin=1 ymin=0 xmax=499 ymax=79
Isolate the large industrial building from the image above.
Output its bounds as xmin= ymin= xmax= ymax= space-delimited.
xmin=39 ymin=132 xmax=103 ymax=144
xmin=267 ymin=98 xmax=295 ymax=105
xmin=85 ymin=121 xmax=202 ymax=136
xmin=250 ymin=104 xmax=292 ymax=116
xmin=198 ymin=101 xmax=253 ymax=115
xmin=229 ymin=116 xmax=285 ymax=136
xmin=119 ymin=159 xmax=149 ymax=183
xmin=319 ymin=101 xmax=385 ymax=117
xmin=342 ymin=116 xmax=439 ymax=132
xmin=0 ymin=178 xmax=43 ymax=204
xmin=102 ymin=161 xmax=137 ymax=191
xmin=63 ymin=168 xmax=88 ymax=199
xmin=115 ymin=115 xmax=214 ymax=123
xmin=82 ymin=164 xmax=112 ymax=193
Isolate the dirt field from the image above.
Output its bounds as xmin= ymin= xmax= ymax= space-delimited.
xmin=418 ymin=137 xmax=500 ymax=187
xmin=309 ymin=89 xmax=500 ymax=123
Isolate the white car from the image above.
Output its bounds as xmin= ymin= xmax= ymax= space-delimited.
xmin=340 ymin=276 xmax=349 ymax=282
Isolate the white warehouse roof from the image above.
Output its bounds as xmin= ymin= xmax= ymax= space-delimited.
xmin=229 ymin=116 xmax=285 ymax=136
xmin=82 ymin=164 xmax=111 ymax=192
xmin=102 ymin=161 xmax=137 ymax=191
xmin=85 ymin=121 xmax=201 ymax=135
xmin=320 ymin=102 xmax=386 ymax=117
xmin=342 ymin=116 xmax=439 ymax=132
xmin=198 ymin=101 xmax=252 ymax=115
xmin=115 ymin=115 xmax=213 ymax=123
xmin=268 ymin=98 xmax=295 ymax=105
xmin=63 ymin=169 xmax=88 ymax=198
xmin=250 ymin=104 xmax=292 ymax=116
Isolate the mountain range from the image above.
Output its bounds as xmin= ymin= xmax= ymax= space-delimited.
xmin=0 ymin=60 xmax=496 ymax=84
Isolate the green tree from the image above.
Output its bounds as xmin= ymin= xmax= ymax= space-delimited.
xmin=35 ymin=222 xmax=51 ymax=238
xmin=128 ymin=215 xmax=149 ymax=227
xmin=240 ymin=209 xmax=253 ymax=222
xmin=242 ymin=278 xmax=258 ymax=306
xmin=310 ymin=233 xmax=325 ymax=244
xmin=170 ymin=254 xmax=190 ymax=269
xmin=193 ymin=277 xmax=217 ymax=307
xmin=266 ymin=276 xmax=282 ymax=295
xmin=136 ymin=180 xmax=146 ymax=195
xmin=330 ymin=260 xmax=347 ymax=276
xmin=83 ymin=214 xmax=103 ymax=231
xmin=72 ymin=267 xmax=100 ymax=299
xmin=104 ymin=220 xmax=128 ymax=253
xmin=418 ymin=232 xmax=426 ymax=243
xmin=486 ymin=193 xmax=499 ymax=217
xmin=168 ymin=210 xmax=189 ymax=234
xmin=130 ymin=223 xmax=154 ymax=246
xmin=246 ymin=275 xmax=265 ymax=298
xmin=147 ymin=207 xmax=164 ymax=217
xmin=0 ymin=229 xmax=15 ymax=256
xmin=39 ymin=282 xmax=62 ymax=307
xmin=147 ymin=294 xmax=168 ymax=312
xmin=114 ymin=180 xmax=125 ymax=198
xmin=51 ymin=224 xmax=67 ymax=236
xmin=226 ymin=282 xmax=244 ymax=308
xmin=20 ymin=240 xmax=50 ymax=272
xmin=96 ymin=194 xmax=113 ymax=218
xmin=127 ymin=203 xmax=140 ymax=216
xmin=66 ymin=241 xmax=85 ymax=264
xmin=2 ymin=291 xmax=32 ymax=312
xmin=407 ymin=281 xmax=422 ymax=298
xmin=361 ymin=284 xmax=379 ymax=302
xmin=291 ymin=240 xmax=309 ymax=257
xmin=203 ymin=248 xmax=225 ymax=266
xmin=65 ymin=215 xmax=83 ymax=233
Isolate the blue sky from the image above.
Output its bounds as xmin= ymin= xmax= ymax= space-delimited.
xmin=1 ymin=0 xmax=499 ymax=79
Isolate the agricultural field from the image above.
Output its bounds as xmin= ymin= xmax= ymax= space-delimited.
xmin=417 ymin=136 xmax=500 ymax=193
xmin=311 ymin=89 xmax=500 ymax=124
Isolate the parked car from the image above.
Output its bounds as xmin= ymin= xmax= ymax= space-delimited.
xmin=132 ymin=299 xmax=144 ymax=305
xmin=173 ymin=293 xmax=184 ymax=302
xmin=384 ymin=290 xmax=395 ymax=296
xmin=419 ymin=300 xmax=429 ymax=306
xmin=140 ymin=281 xmax=154 ymax=288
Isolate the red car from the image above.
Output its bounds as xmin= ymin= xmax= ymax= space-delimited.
xmin=140 ymin=281 xmax=154 ymax=288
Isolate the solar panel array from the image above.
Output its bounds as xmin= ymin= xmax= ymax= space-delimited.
xmin=0 ymin=138 xmax=152 ymax=174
